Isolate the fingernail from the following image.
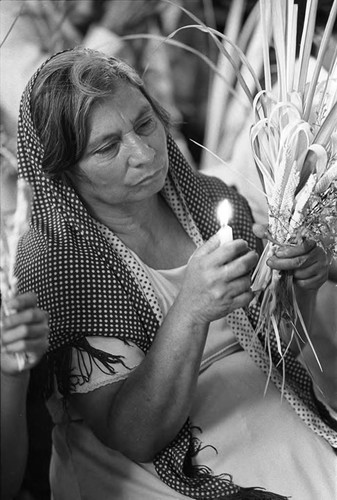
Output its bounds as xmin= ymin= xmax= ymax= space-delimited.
xmin=275 ymin=246 xmax=285 ymax=256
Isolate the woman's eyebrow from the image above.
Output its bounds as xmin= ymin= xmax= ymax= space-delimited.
xmin=134 ymin=103 xmax=154 ymax=122
xmin=86 ymin=132 xmax=119 ymax=154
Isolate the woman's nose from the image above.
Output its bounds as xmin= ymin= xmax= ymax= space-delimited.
xmin=125 ymin=132 xmax=155 ymax=167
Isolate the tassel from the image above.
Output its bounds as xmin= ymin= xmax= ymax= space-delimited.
xmin=47 ymin=337 xmax=130 ymax=396
xmin=232 ymin=488 xmax=289 ymax=499
xmin=155 ymin=420 xmax=289 ymax=500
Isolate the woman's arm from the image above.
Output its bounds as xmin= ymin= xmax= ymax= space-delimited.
xmin=70 ymin=237 xmax=258 ymax=462
xmin=71 ymin=304 xmax=209 ymax=463
xmin=1 ymin=293 xmax=49 ymax=500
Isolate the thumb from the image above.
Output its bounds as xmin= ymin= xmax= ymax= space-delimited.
xmin=252 ymin=223 xmax=268 ymax=240
xmin=195 ymin=233 xmax=221 ymax=257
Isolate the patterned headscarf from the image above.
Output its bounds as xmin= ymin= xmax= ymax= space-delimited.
xmin=15 ymin=49 xmax=336 ymax=500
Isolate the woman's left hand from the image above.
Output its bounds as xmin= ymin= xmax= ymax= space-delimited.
xmin=266 ymin=239 xmax=329 ymax=292
xmin=253 ymin=223 xmax=329 ymax=292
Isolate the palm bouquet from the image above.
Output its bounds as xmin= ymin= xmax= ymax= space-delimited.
xmin=160 ymin=0 xmax=337 ymax=367
xmin=248 ymin=0 xmax=337 ymax=362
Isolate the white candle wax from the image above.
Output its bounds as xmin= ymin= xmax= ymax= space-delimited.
xmin=217 ymin=199 xmax=233 ymax=245
xmin=218 ymin=224 xmax=233 ymax=244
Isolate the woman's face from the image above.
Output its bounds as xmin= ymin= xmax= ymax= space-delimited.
xmin=73 ymin=83 xmax=169 ymax=213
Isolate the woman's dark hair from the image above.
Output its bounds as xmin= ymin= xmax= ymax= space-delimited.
xmin=31 ymin=47 xmax=171 ymax=179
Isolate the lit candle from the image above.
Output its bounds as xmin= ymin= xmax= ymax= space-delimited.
xmin=217 ymin=199 xmax=233 ymax=245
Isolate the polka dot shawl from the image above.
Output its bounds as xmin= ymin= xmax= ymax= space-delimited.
xmin=15 ymin=50 xmax=336 ymax=500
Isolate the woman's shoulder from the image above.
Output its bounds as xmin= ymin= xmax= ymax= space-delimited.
xmin=17 ymin=222 xmax=83 ymax=271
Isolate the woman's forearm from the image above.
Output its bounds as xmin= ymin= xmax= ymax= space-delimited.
xmin=103 ymin=299 xmax=209 ymax=462
xmin=1 ymin=370 xmax=30 ymax=500
xmin=108 ymin=307 xmax=208 ymax=461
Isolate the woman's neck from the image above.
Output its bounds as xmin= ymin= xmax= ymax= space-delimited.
xmin=99 ymin=194 xmax=163 ymax=241
xmin=97 ymin=194 xmax=196 ymax=270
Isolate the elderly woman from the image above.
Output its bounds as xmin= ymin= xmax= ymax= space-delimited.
xmin=15 ymin=48 xmax=336 ymax=500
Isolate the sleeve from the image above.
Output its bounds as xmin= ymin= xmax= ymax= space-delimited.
xmin=69 ymin=336 xmax=145 ymax=394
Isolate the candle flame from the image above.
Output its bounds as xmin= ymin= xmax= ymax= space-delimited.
xmin=217 ymin=199 xmax=232 ymax=226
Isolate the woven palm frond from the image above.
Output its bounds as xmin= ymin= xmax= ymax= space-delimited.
xmin=163 ymin=0 xmax=337 ymax=374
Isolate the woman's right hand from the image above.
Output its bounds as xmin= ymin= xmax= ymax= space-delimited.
xmin=178 ymin=235 xmax=259 ymax=325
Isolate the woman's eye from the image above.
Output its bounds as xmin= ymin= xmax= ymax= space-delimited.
xmin=136 ymin=117 xmax=156 ymax=134
xmin=95 ymin=142 xmax=119 ymax=157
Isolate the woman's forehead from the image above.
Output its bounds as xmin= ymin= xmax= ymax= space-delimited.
xmin=88 ymin=85 xmax=152 ymax=127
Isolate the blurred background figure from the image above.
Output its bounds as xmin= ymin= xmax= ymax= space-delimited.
xmin=1 ymin=112 xmax=52 ymax=500
xmin=1 ymin=293 xmax=49 ymax=500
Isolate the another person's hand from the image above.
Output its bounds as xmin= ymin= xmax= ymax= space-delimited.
xmin=177 ymin=236 xmax=258 ymax=325
xmin=1 ymin=292 xmax=49 ymax=375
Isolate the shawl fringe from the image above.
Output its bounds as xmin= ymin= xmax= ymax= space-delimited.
xmin=154 ymin=420 xmax=289 ymax=499
xmin=226 ymin=489 xmax=289 ymax=499
xmin=47 ymin=337 xmax=131 ymax=397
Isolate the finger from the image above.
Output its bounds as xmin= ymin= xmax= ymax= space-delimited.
xmin=2 ymin=321 xmax=49 ymax=346
xmin=269 ymin=244 xmax=328 ymax=272
xmin=274 ymin=240 xmax=316 ymax=259
xmin=2 ymin=336 xmax=49 ymax=356
xmin=6 ymin=292 xmax=38 ymax=312
xmin=195 ymin=234 xmax=221 ymax=257
xmin=3 ymin=308 xmax=48 ymax=330
xmin=294 ymin=276 xmax=327 ymax=290
xmin=197 ymin=236 xmax=249 ymax=259
xmin=209 ymin=240 xmax=252 ymax=268
xmin=224 ymin=273 xmax=253 ymax=300
xmin=252 ymin=223 xmax=268 ymax=240
xmin=293 ymin=259 xmax=325 ymax=278
xmin=221 ymin=250 xmax=259 ymax=281
xmin=267 ymin=249 xmax=317 ymax=271
xmin=293 ymin=262 xmax=328 ymax=287
xmin=229 ymin=289 xmax=255 ymax=310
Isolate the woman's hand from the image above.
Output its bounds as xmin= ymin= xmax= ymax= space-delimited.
xmin=177 ymin=235 xmax=259 ymax=326
xmin=1 ymin=292 xmax=49 ymax=375
xmin=266 ymin=239 xmax=329 ymax=292
xmin=253 ymin=223 xmax=329 ymax=292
